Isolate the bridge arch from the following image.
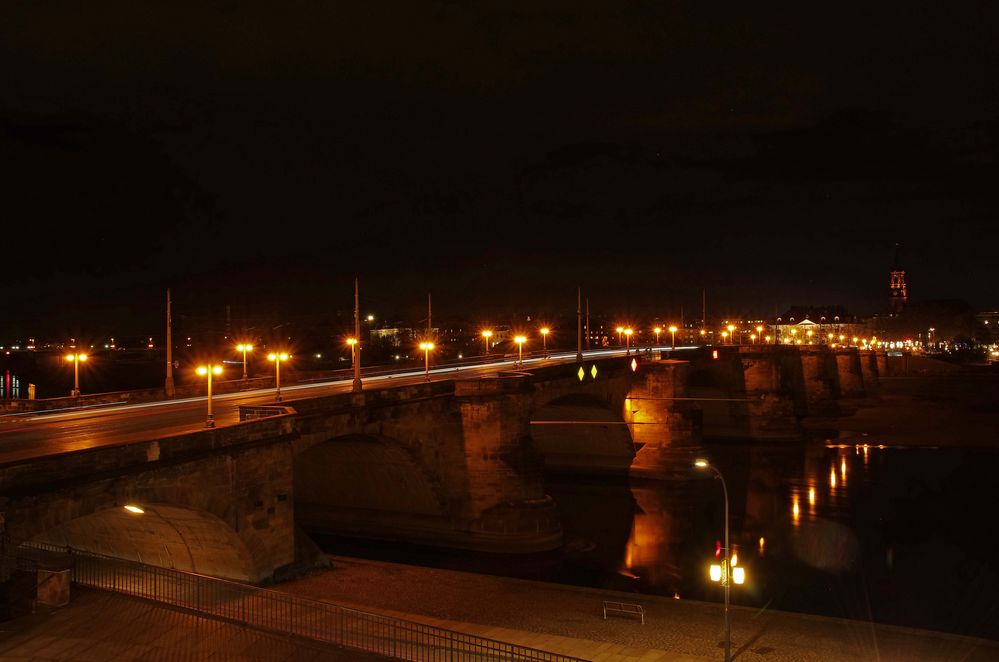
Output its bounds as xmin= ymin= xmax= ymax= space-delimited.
xmin=529 ymin=393 xmax=635 ymax=476
xmin=293 ymin=433 xmax=448 ymax=545
xmin=28 ymin=503 xmax=256 ymax=581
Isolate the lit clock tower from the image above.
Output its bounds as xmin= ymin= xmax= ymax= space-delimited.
xmin=888 ymin=243 xmax=908 ymax=314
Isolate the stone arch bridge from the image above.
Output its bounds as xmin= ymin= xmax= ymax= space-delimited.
xmin=0 ymin=346 xmax=878 ymax=583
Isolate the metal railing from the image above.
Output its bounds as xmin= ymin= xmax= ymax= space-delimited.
xmin=10 ymin=541 xmax=585 ymax=662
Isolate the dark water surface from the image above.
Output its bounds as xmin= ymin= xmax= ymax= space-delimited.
xmin=316 ymin=440 xmax=999 ymax=642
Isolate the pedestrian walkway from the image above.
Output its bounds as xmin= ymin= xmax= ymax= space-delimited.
xmin=276 ymin=555 xmax=999 ymax=662
xmin=0 ymin=588 xmax=376 ymax=661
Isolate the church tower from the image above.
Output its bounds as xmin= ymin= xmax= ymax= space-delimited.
xmin=888 ymin=243 xmax=908 ymax=314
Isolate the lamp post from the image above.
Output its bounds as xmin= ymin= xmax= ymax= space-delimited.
xmin=514 ymin=335 xmax=526 ymax=367
xmin=669 ymin=325 xmax=678 ymax=350
xmin=347 ymin=337 xmax=357 ymax=366
xmin=616 ymin=326 xmax=624 ymax=346
xmin=756 ymin=326 xmax=763 ymax=343
xmin=267 ymin=352 xmax=289 ymax=401
xmin=624 ymin=328 xmax=633 ymax=354
xmin=654 ymin=327 xmax=662 ymax=345
xmin=236 ymin=343 xmax=253 ymax=380
xmin=727 ymin=324 xmax=736 ymax=345
xmin=196 ymin=363 xmax=223 ymax=427
xmin=540 ymin=327 xmax=550 ymax=357
xmin=482 ymin=330 xmax=493 ymax=355
xmin=419 ymin=341 xmax=434 ymax=381
xmin=65 ymin=352 xmax=88 ymax=397
xmin=695 ymin=458 xmax=733 ymax=662
xmin=720 ymin=331 xmax=728 ymax=344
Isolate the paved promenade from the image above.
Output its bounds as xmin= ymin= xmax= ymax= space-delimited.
xmin=0 ymin=588 xmax=374 ymax=661
xmin=276 ymin=555 xmax=999 ymax=662
xmin=2 ymin=558 xmax=997 ymax=661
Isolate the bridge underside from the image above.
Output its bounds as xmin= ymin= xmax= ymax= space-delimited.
xmin=29 ymin=504 xmax=256 ymax=581
xmin=530 ymin=394 xmax=635 ymax=476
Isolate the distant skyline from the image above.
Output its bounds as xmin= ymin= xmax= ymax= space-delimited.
xmin=2 ymin=3 xmax=997 ymax=336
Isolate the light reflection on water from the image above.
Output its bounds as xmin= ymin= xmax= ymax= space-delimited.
xmin=1 ymin=370 xmax=21 ymax=398
xmin=314 ymin=439 xmax=999 ymax=641
xmin=550 ymin=441 xmax=999 ymax=641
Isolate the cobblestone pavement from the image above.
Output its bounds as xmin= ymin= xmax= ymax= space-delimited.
xmin=276 ymin=555 xmax=999 ymax=662
xmin=0 ymin=588 xmax=377 ymax=661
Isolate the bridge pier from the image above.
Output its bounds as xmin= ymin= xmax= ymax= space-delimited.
xmin=859 ymin=349 xmax=880 ymax=392
xmin=834 ymin=349 xmax=866 ymax=399
xmin=454 ymin=377 xmax=562 ymax=552
xmin=734 ymin=346 xmax=803 ymax=440
xmin=798 ymin=348 xmax=840 ymax=417
xmin=625 ymin=360 xmax=702 ymax=478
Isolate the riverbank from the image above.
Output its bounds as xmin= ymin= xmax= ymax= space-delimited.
xmin=807 ymin=371 xmax=999 ymax=447
xmin=275 ymin=555 xmax=999 ymax=661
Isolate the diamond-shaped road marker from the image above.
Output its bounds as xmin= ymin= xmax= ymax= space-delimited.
xmin=590 ymin=364 xmax=598 ymax=379
xmin=577 ymin=366 xmax=585 ymax=381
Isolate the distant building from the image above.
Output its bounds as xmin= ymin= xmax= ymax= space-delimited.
xmin=774 ymin=306 xmax=865 ymax=344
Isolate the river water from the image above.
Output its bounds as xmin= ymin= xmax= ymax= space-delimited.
xmin=316 ymin=439 xmax=999 ymax=642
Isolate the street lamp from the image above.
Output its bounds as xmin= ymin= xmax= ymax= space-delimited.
xmin=235 ymin=343 xmax=253 ymax=380
xmin=481 ymin=330 xmax=493 ymax=355
xmin=514 ymin=335 xmax=526 ymax=367
xmin=727 ymin=324 xmax=736 ymax=345
xmin=695 ymin=458 xmax=740 ymax=662
xmin=418 ymin=341 xmax=434 ymax=381
xmin=196 ymin=363 xmax=223 ymax=427
xmin=749 ymin=334 xmax=756 ymax=344
xmin=807 ymin=330 xmax=814 ymax=344
xmin=616 ymin=326 xmax=624 ymax=345
xmin=347 ymin=337 xmax=357 ymax=366
xmin=720 ymin=331 xmax=728 ymax=344
xmin=64 ymin=352 xmax=88 ymax=397
xmin=654 ymin=327 xmax=662 ymax=345
xmin=624 ymin=328 xmax=633 ymax=354
xmin=756 ymin=325 xmax=763 ymax=340
xmin=669 ymin=325 xmax=678 ymax=350
xmin=540 ymin=327 xmax=550 ymax=357
xmin=267 ymin=352 xmax=289 ymax=401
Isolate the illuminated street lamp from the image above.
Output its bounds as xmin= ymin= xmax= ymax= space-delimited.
xmin=694 ymin=458 xmax=739 ymax=662
xmin=347 ymin=337 xmax=357 ymax=366
xmin=806 ymin=330 xmax=814 ymax=344
xmin=419 ymin=341 xmax=434 ymax=381
xmin=654 ymin=327 xmax=662 ymax=345
xmin=196 ymin=363 xmax=223 ymax=427
xmin=727 ymin=324 xmax=736 ymax=345
xmin=267 ymin=352 xmax=289 ymax=401
xmin=749 ymin=334 xmax=757 ymax=344
xmin=481 ymin=330 xmax=493 ymax=355
xmin=720 ymin=331 xmax=728 ymax=344
xmin=756 ymin=325 xmax=763 ymax=340
xmin=540 ymin=327 xmax=550 ymax=357
xmin=669 ymin=325 xmax=678 ymax=350
xmin=624 ymin=328 xmax=633 ymax=354
xmin=514 ymin=335 xmax=527 ymax=367
xmin=64 ymin=352 xmax=88 ymax=397
xmin=235 ymin=343 xmax=253 ymax=380
xmin=616 ymin=326 xmax=624 ymax=345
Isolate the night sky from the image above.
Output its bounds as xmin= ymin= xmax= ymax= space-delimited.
xmin=2 ymin=2 xmax=998 ymax=338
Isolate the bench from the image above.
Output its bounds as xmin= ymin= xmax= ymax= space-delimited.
xmin=602 ymin=600 xmax=644 ymax=624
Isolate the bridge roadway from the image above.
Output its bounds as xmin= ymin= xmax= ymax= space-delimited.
xmin=0 ymin=346 xmax=688 ymax=466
